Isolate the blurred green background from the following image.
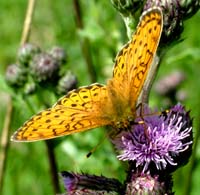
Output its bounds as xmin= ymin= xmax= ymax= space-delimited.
xmin=0 ymin=1 xmax=200 ymax=195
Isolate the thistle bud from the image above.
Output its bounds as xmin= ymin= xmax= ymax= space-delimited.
xmin=111 ymin=0 xmax=145 ymax=37
xmin=112 ymin=0 xmax=199 ymax=45
xmin=17 ymin=43 xmax=41 ymax=66
xmin=49 ymin=46 xmax=67 ymax=64
xmin=30 ymin=53 xmax=60 ymax=82
xmin=144 ymin=0 xmax=200 ymax=45
xmin=5 ymin=64 xmax=26 ymax=87
xmin=60 ymin=171 xmax=123 ymax=195
xmin=111 ymin=0 xmax=143 ymax=17
xmin=57 ymin=71 xmax=77 ymax=94
xmin=125 ymin=174 xmax=171 ymax=195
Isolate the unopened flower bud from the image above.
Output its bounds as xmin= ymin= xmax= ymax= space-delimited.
xmin=125 ymin=174 xmax=170 ymax=195
xmin=30 ymin=53 xmax=60 ymax=82
xmin=5 ymin=64 xmax=26 ymax=86
xmin=49 ymin=46 xmax=67 ymax=64
xmin=111 ymin=0 xmax=143 ymax=17
xmin=60 ymin=171 xmax=123 ymax=195
xmin=18 ymin=43 xmax=41 ymax=66
xmin=57 ymin=71 xmax=77 ymax=94
xmin=144 ymin=0 xmax=200 ymax=45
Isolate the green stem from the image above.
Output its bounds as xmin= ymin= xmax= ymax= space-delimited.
xmin=73 ymin=0 xmax=97 ymax=83
xmin=183 ymin=112 xmax=200 ymax=195
xmin=45 ymin=140 xmax=61 ymax=194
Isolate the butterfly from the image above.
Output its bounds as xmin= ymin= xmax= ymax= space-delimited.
xmin=11 ymin=7 xmax=163 ymax=142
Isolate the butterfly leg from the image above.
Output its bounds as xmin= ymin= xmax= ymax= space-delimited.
xmin=135 ymin=103 xmax=151 ymax=141
xmin=86 ymin=135 xmax=107 ymax=158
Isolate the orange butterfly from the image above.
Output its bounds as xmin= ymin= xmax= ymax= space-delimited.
xmin=11 ymin=8 xmax=163 ymax=142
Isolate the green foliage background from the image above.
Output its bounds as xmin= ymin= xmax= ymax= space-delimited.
xmin=0 ymin=1 xmax=200 ymax=195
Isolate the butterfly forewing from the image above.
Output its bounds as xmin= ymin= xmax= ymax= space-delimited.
xmin=130 ymin=9 xmax=163 ymax=92
xmin=112 ymin=8 xmax=163 ymax=112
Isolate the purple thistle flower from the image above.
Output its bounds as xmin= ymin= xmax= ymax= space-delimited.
xmin=113 ymin=104 xmax=193 ymax=172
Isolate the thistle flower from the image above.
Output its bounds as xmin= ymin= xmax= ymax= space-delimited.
xmin=60 ymin=171 xmax=123 ymax=195
xmin=30 ymin=53 xmax=60 ymax=82
xmin=113 ymin=104 xmax=193 ymax=173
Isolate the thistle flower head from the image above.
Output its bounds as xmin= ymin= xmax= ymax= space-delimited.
xmin=113 ymin=104 xmax=193 ymax=173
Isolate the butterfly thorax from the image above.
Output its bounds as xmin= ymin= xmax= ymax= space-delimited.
xmin=106 ymin=79 xmax=135 ymax=129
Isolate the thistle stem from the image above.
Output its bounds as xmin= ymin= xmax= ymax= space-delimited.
xmin=183 ymin=110 xmax=200 ymax=195
xmin=45 ymin=140 xmax=60 ymax=194
xmin=0 ymin=0 xmax=36 ymax=193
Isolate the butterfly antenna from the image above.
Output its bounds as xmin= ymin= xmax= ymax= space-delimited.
xmin=86 ymin=133 xmax=107 ymax=158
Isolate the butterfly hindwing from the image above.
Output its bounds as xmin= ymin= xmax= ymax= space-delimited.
xmin=11 ymin=84 xmax=112 ymax=142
